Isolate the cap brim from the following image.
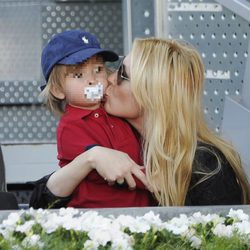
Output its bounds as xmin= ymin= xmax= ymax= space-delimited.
xmin=57 ymin=48 xmax=119 ymax=65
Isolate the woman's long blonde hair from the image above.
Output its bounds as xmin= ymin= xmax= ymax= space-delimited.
xmin=130 ymin=37 xmax=250 ymax=206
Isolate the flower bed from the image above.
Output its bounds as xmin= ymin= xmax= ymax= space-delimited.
xmin=0 ymin=208 xmax=250 ymax=249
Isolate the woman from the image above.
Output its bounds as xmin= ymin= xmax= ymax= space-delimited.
xmin=30 ymin=38 xmax=250 ymax=208
xmin=105 ymin=38 xmax=250 ymax=205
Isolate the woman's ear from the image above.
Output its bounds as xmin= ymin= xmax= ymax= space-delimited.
xmin=50 ymin=85 xmax=65 ymax=100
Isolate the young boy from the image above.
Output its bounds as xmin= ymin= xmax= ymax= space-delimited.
xmin=40 ymin=29 xmax=152 ymax=208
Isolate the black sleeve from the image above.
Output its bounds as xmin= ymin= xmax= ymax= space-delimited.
xmin=29 ymin=173 xmax=72 ymax=209
xmin=185 ymin=146 xmax=242 ymax=206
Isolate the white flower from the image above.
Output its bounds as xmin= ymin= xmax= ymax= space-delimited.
xmin=2 ymin=212 xmax=21 ymax=228
xmin=189 ymin=235 xmax=202 ymax=249
xmin=87 ymin=219 xmax=131 ymax=248
xmin=228 ymin=209 xmax=249 ymax=222
xmin=77 ymin=211 xmax=109 ymax=232
xmin=10 ymin=245 xmax=22 ymax=250
xmin=168 ymin=214 xmax=189 ymax=228
xmin=88 ymin=228 xmax=111 ymax=246
xmin=110 ymin=229 xmax=133 ymax=249
xmin=141 ymin=211 xmax=162 ymax=228
xmin=164 ymin=222 xmax=189 ymax=235
xmin=62 ymin=217 xmax=82 ymax=231
xmin=21 ymin=234 xmax=43 ymax=248
xmin=190 ymin=212 xmax=221 ymax=225
xmin=184 ymin=229 xmax=202 ymax=249
xmin=161 ymin=213 xmax=191 ymax=235
xmin=84 ymin=239 xmax=99 ymax=250
xmin=213 ymin=223 xmax=233 ymax=238
xmin=40 ymin=213 xmax=63 ymax=233
xmin=233 ymin=220 xmax=250 ymax=235
xmin=31 ymin=208 xmax=50 ymax=224
xmin=1 ymin=208 xmax=250 ymax=249
xmin=0 ymin=227 xmax=12 ymax=240
xmin=112 ymin=236 xmax=133 ymax=250
xmin=115 ymin=215 xmax=150 ymax=233
xmin=59 ymin=207 xmax=79 ymax=217
xmin=169 ymin=214 xmax=189 ymax=227
xmin=15 ymin=220 xmax=35 ymax=233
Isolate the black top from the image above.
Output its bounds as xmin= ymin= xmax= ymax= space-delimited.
xmin=29 ymin=143 xmax=243 ymax=208
xmin=0 ymin=192 xmax=18 ymax=210
xmin=185 ymin=143 xmax=242 ymax=205
xmin=29 ymin=174 xmax=72 ymax=209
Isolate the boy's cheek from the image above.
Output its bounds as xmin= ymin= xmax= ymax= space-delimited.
xmin=97 ymin=77 xmax=108 ymax=88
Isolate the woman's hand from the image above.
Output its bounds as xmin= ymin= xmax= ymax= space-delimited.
xmin=46 ymin=145 xmax=152 ymax=198
xmin=87 ymin=146 xmax=151 ymax=191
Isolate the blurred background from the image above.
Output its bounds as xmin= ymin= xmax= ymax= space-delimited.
xmin=0 ymin=0 xmax=250 ymax=205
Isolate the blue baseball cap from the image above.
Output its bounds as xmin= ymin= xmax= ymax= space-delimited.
xmin=41 ymin=29 xmax=119 ymax=88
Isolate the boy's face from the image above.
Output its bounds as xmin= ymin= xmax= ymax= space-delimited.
xmin=63 ymin=55 xmax=108 ymax=109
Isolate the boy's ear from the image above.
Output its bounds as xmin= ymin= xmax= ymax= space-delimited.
xmin=50 ymin=85 xmax=65 ymax=100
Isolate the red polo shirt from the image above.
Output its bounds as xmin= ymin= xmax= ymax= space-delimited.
xmin=57 ymin=105 xmax=154 ymax=208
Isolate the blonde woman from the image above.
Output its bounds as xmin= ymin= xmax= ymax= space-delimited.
xmin=30 ymin=37 xmax=249 ymax=207
xmin=104 ymin=38 xmax=250 ymax=205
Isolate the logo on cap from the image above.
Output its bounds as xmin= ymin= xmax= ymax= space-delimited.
xmin=82 ymin=36 xmax=89 ymax=44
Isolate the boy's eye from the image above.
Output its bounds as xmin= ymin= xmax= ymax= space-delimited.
xmin=71 ymin=73 xmax=83 ymax=79
xmin=94 ymin=66 xmax=104 ymax=74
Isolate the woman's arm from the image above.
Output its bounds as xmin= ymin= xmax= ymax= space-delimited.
xmin=48 ymin=146 xmax=150 ymax=196
xmin=30 ymin=146 xmax=151 ymax=208
xmin=88 ymin=146 xmax=150 ymax=189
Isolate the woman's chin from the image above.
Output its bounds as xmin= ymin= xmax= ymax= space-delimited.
xmin=103 ymin=102 xmax=116 ymax=116
xmin=103 ymin=102 xmax=110 ymax=112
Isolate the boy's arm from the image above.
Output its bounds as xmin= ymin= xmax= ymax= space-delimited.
xmin=29 ymin=148 xmax=94 ymax=209
xmin=46 ymin=150 xmax=93 ymax=197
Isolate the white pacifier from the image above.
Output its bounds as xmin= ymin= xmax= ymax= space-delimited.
xmin=84 ymin=82 xmax=103 ymax=101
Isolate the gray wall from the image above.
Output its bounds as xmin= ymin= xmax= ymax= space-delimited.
xmin=0 ymin=0 xmax=123 ymax=144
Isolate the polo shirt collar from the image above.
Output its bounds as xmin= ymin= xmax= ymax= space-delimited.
xmin=65 ymin=104 xmax=105 ymax=119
